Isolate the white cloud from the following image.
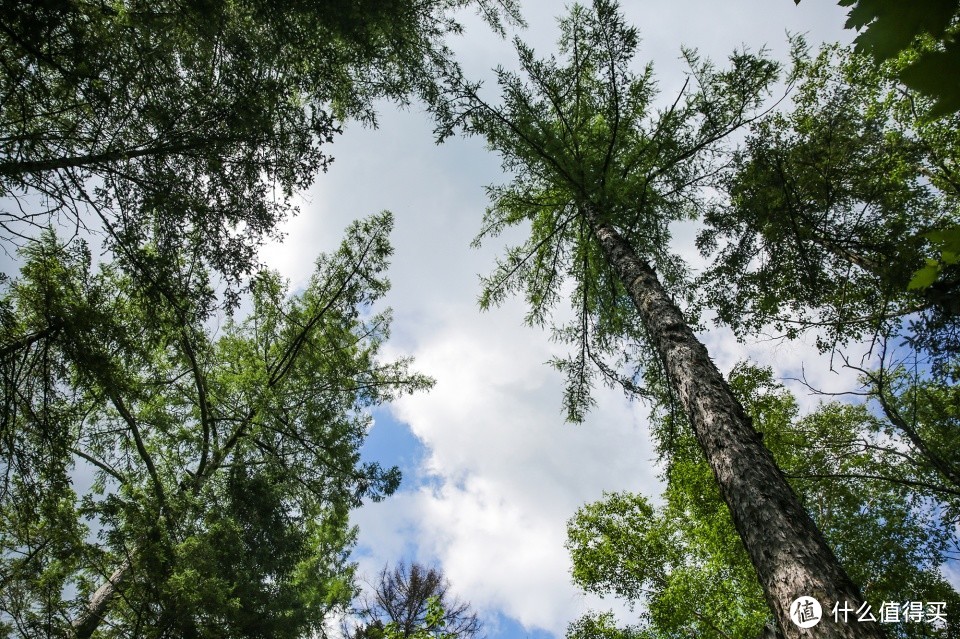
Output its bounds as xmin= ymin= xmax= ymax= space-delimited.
xmin=264 ymin=3 xmax=885 ymax=637
xmin=355 ymin=300 xmax=660 ymax=636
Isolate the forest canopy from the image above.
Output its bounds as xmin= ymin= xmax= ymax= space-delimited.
xmin=0 ymin=1 xmax=957 ymax=638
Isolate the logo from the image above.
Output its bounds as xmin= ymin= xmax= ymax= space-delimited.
xmin=790 ymin=596 xmax=823 ymax=628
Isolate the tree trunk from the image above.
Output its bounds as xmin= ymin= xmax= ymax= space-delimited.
xmin=585 ymin=207 xmax=883 ymax=639
xmin=0 ymin=141 xmax=211 ymax=178
xmin=72 ymin=558 xmax=131 ymax=639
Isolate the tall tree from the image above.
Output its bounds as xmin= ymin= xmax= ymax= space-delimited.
xmin=0 ymin=213 xmax=431 ymax=637
xmin=349 ymin=562 xmax=482 ymax=639
xmin=698 ymin=44 xmax=960 ymax=366
xmin=794 ymin=0 xmax=960 ymax=115
xmin=1 ymin=3 xmax=517 ymax=634
xmin=0 ymin=0 xmax=520 ymax=304
xmin=566 ymin=365 xmax=958 ymax=639
xmin=437 ymin=2 xmax=881 ymax=636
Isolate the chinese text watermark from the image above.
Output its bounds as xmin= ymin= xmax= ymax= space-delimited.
xmin=789 ymin=598 xmax=947 ymax=628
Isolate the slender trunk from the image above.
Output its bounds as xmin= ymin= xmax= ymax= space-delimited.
xmin=585 ymin=207 xmax=883 ymax=639
xmin=73 ymin=558 xmax=131 ymax=639
xmin=0 ymin=140 xmax=211 ymax=178
xmin=874 ymin=390 xmax=960 ymax=491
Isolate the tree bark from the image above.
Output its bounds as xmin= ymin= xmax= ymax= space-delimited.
xmin=585 ymin=207 xmax=883 ymax=639
xmin=72 ymin=558 xmax=131 ymax=639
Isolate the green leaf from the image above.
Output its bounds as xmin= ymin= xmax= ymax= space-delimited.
xmin=908 ymin=261 xmax=942 ymax=290
xmin=899 ymin=41 xmax=960 ymax=116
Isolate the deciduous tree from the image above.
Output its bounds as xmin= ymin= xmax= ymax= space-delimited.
xmin=437 ymin=2 xmax=881 ymax=636
xmin=566 ymin=365 xmax=959 ymax=639
xmin=0 ymin=213 xmax=430 ymax=638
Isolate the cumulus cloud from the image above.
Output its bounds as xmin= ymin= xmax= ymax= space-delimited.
xmin=354 ymin=300 xmax=660 ymax=636
xmin=261 ymin=3 xmax=876 ymax=637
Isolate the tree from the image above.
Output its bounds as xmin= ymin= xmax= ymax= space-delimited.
xmin=348 ymin=562 xmax=482 ymax=639
xmin=437 ymin=2 xmax=881 ymax=636
xmin=790 ymin=346 xmax=960 ymax=545
xmin=565 ymin=612 xmax=645 ymax=639
xmin=794 ymin=0 xmax=960 ymax=115
xmin=697 ymin=45 xmax=960 ymax=505
xmin=790 ymin=0 xmax=960 ymax=290
xmin=698 ymin=44 xmax=960 ymax=366
xmin=378 ymin=597 xmax=460 ymax=639
xmin=0 ymin=0 xmax=520 ymax=305
xmin=1 ymin=3 xmax=519 ymax=634
xmin=0 ymin=213 xmax=431 ymax=637
xmin=566 ymin=365 xmax=959 ymax=639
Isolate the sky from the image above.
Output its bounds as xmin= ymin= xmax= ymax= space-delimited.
xmin=255 ymin=2 xmax=917 ymax=638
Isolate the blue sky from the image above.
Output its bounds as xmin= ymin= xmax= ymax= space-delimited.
xmin=257 ymin=2 xmax=960 ymax=639
xmin=0 ymin=1 xmax=953 ymax=636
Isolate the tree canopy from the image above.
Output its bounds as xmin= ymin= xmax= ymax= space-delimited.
xmin=0 ymin=0 xmax=520 ymax=304
xmin=0 ymin=213 xmax=431 ymax=637
xmin=440 ymin=0 xmax=786 ymax=420
xmin=567 ymin=365 xmax=959 ymax=639
xmin=792 ymin=0 xmax=960 ymax=293
xmin=698 ymin=44 xmax=960 ymax=366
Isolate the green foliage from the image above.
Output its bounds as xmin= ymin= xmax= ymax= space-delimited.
xmin=848 ymin=357 xmax=960 ymax=530
xmin=806 ymin=0 xmax=960 ymax=115
xmin=839 ymin=0 xmax=957 ymax=61
xmin=791 ymin=0 xmax=960 ymax=296
xmin=909 ymin=227 xmax=960 ymax=290
xmin=442 ymin=0 xmax=784 ymax=420
xmin=0 ymin=1 xmax=520 ymax=635
xmin=567 ymin=365 xmax=959 ymax=639
xmin=0 ymin=0 xmax=520 ymax=302
xmin=0 ymin=214 xmax=431 ymax=637
xmin=566 ymin=612 xmax=647 ymax=639
xmin=354 ymin=598 xmax=456 ymax=639
xmin=699 ymin=44 xmax=960 ymax=359
xmin=898 ymin=38 xmax=960 ymax=116
xmin=381 ymin=597 xmax=458 ymax=639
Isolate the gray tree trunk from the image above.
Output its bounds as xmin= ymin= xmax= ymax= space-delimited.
xmin=72 ymin=558 xmax=131 ymax=639
xmin=586 ymin=207 xmax=883 ymax=639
